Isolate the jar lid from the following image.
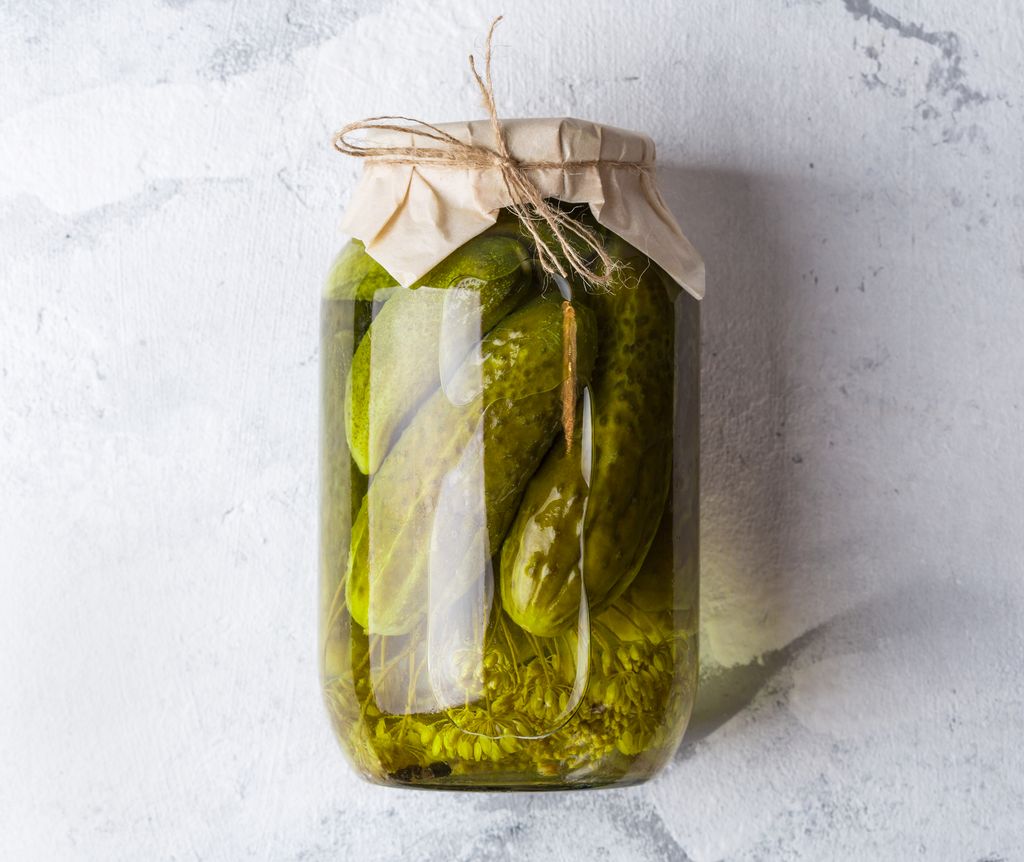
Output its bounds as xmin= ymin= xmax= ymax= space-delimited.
xmin=338 ymin=117 xmax=704 ymax=300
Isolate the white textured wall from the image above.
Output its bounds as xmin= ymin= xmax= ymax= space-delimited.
xmin=2 ymin=1 xmax=1023 ymax=859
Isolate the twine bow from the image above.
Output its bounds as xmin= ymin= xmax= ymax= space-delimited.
xmin=333 ymin=16 xmax=645 ymax=451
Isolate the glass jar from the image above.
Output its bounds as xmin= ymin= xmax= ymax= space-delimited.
xmin=319 ymin=204 xmax=699 ymax=790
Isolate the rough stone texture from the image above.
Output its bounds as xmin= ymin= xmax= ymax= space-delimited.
xmin=1 ymin=1 xmax=1023 ymax=859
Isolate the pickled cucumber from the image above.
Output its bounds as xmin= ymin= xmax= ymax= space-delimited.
xmin=346 ymin=296 xmax=598 ymax=635
xmin=345 ymin=235 xmax=531 ymax=474
xmin=500 ymin=239 xmax=675 ymax=637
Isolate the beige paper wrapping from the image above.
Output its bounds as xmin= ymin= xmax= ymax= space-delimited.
xmin=338 ymin=117 xmax=705 ymax=300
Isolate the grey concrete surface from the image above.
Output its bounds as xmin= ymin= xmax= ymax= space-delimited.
xmin=1 ymin=1 xmax=1022 ymax=859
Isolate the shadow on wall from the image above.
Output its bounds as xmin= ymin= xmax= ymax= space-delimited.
xmin=657 ymin=166 xmax=817 ymax=747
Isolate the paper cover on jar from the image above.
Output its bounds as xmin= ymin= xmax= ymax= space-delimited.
xmin=337 ymin=117 xmax=705 ymax=300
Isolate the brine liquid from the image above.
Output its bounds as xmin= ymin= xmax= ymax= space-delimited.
xmin=320 ymin=290 xmax=699 ymax=790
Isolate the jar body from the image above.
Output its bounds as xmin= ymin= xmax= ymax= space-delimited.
xmin=320 ymin=212 xmax=699 ymax=790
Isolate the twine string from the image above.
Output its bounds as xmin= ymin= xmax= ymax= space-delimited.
xmin=333 ymin=16 xmax=645 ymax=451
